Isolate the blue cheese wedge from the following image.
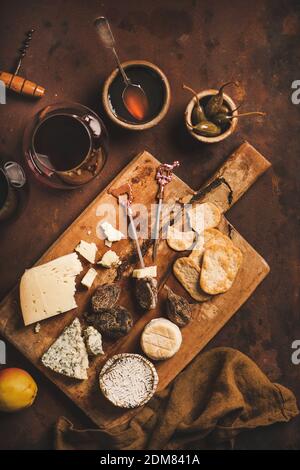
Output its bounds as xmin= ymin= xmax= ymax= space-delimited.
xmin=20 ymin=253 xmax=83 ymax=326
xmin=41 ymin=318 xmax=89 ymax=380
xmin=81 ymin=267 xmax=97 ymax=288
xmin=75 ymin=240 xmax=98 ymax=263
xmin=84 ymin=326 xmax=104 ymax=356
xmin=101 ymin=221 xmax=124 ymax=242
xmin=98 ymin=250 xmax=121 ymax=268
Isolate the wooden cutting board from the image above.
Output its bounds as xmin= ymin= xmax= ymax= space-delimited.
xmin=0 ymin=142 xmax=271 ymax=429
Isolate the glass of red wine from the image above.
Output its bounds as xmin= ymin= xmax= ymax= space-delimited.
xmin=23 ymin=102 xmax=108 ymax=189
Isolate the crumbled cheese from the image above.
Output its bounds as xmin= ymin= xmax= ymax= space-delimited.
xmin=104 ymin=239 xmax=113 ymax=248
xmin=41 ymin=318 xmax=89 ymax=380
xmin=34 ymin=322 xmax=41 ymax=334
xmin=132 ymin=266 xmax=157 ymax=278
xmin=20 ymin=253 xmax=83 ymax=326
xmin=75 ymin=240 xmax=98 ymax=263
xmin=101 ymin=221 xmax=124 ymax=242
xmin=81 ymin=268 xmax=97 ymax=288
xmin=98 ymin=250 xmax=121 ymax=268
xmin=84 ymin=326 xmax=104 ymax=356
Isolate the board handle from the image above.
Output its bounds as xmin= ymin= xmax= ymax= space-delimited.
xmin=191 ymin=142 xmax=271 ymax=212
xmin=0 ymin=71 xmax=45 ymax=98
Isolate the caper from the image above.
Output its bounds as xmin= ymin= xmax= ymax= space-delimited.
xmin=183 ymin=84 xmax=206 ymax=123
xmin=211 ymin=113 xmax=230 ymax=127
xmin=189 ymin=120 xmax=222 ymax=137
xmin=214 ymin=111 xmax=266 ymax=127
xmin=191 ymin=105 xmax=205 ymax=124
xmin=205 ymin=81 xmax=239 ymax=117
xmin=219 ymin=104 xmax=231 ymax=114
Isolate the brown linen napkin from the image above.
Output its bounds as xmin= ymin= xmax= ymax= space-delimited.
xmin=55 ymin=347 xmax=298 ymax=450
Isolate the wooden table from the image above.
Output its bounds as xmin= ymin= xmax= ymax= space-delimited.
xmin=0 ymin=0 xmax=299 ymax=450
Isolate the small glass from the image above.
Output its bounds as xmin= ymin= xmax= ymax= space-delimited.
xmin=0 ymin=161 xmax=26 ymax=222
xmin=23 ymin=102 xmax=108 ymax=189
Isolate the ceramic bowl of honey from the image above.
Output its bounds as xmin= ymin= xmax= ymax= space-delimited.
xmin=102 ymin=60 xmax=171 ymax=131
xmin=185 ymin=89 xmax=238 ymax=144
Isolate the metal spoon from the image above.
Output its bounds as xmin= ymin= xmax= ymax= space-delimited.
xmin=94 ymin=16 xmax=149 ymax=121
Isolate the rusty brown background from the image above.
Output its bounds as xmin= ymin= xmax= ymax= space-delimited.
xmin=0 ymin=0 xmax=300 ymax=450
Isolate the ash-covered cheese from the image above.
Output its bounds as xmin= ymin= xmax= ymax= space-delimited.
xmin=101 ymin=221 xmax=124 ymax=243
xmin=99 ymin=353 xmax=158 ymax=408
xmin=84 ymin=326 xmax=104 ymax=356
xmin=75 ymin=240 xmax=98 ymax=263
xmin=132 ymin=266 xmax=157 ymax=278
xmin=81 ymin=267 xmax=97 ymax=288
xmin=98 ymin=250 xmax=121 ymax=268
xmin=20 ymin=253 xmax=83 ymax=326
xmin=41 ymin=318 xmax=89 ymax=380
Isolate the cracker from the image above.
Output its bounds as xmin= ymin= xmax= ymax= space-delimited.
xmin=167 ymin=225 xmax=195 ymax=252
xmin=189 ymin=228 xmax=233 ymax=265
xmin=188 ymin=202 xmax=221 ymax=233
xmin=200 ymin=243 xmax=243 ymax=295
xmin=173 ymin=257 xmax=211 ymax=302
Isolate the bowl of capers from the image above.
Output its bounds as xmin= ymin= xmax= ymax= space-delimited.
xmin=184 ymin=83 xmax=239 ymax=143
xmin=184 ymin=82 xmax=266 ymax=144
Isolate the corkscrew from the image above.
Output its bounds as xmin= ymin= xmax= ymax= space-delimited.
xmin=0 ymin=29 xmax=45 ymax=98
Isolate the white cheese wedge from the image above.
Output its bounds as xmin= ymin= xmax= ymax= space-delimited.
xmin=98 ymin=250 xmax=121 ymax=268
xmin=20 ymin=253 xmax=83 ymax=326
xmin=132 ymin=266 xmax=157 ymax=279
xmin=84 ymin=326 xmax=104 ymax=356
xmin=81 ymin=268 xmax=97 ymax=288
xmin=141 ymin=318 xmax=182 ymax=360
xmin=75 ymin=240 xmax=98 ymax=263
xmin=41 ymin=318 xmax=89 ymax=380
xmin=101 ymin=221 xmax=124 ymax=242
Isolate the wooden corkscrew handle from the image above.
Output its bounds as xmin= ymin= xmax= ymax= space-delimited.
xmin=0 ymin=71 xmax=45 ymax=98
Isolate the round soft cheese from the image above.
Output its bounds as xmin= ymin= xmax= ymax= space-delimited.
xmin=141 ymin=318 xmax=182 ymax=360
xmin=99 ymin=353 xmax=158 ymax=408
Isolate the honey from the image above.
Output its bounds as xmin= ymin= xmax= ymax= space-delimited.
xmin=108 ymin=64 xmax=166 ymax=125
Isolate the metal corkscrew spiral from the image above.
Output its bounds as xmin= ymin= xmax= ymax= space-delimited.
xmin=15 ymin=29 xmax=35 ymax=76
